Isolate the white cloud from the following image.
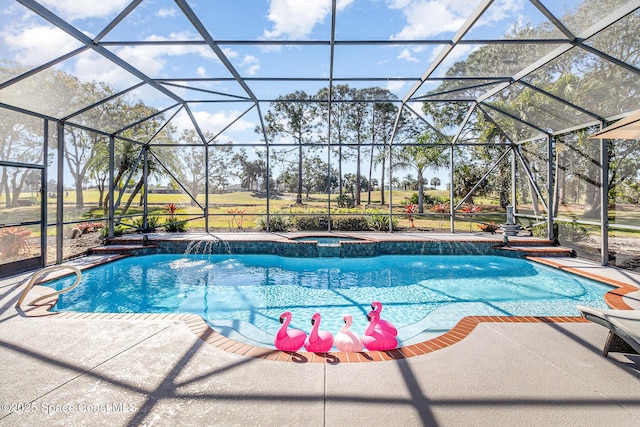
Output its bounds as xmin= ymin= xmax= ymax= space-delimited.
xmin=2 ymin=25 xmax=81 ymax=65
xmin=386 ymin=80 xmax=407 ymax=93
xmin=196 ymin=66 xmax=208 ymax=77
xmin=479 ymin=0 xmax=525 ymax=25
xmin=174 ymin=109 xmax=255 ymax=136
xmin=73 ymin=51 xmax=140 ymax=88
xmin=221 ymin=47 xmax=239 ymax=61
xmin=39 ymin=0 xmax=131 ymax=20
xmin=388 ymin=0 xmax=476 ymax=39
xmin=156 ymin=7 xmax=178 ymax=18
xmin=241 ymin=55 xmax=260 ymax=77
xmin=389 ymin=0 xmax=526 ymax=39
xmin=398 ymin=48 xmax=419 ymax=62
xmin=264 ymin=0 xmax=354 ymax=39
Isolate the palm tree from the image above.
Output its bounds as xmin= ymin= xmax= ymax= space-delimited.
xmin=395 ymin=131 xmax=448 ymax=213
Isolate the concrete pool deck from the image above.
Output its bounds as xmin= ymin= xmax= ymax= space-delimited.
xmin=1 ymin=233 xmax=640 ymax=426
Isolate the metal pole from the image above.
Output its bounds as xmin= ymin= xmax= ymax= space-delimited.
xmin=449 ymin=145 xmax=455 ymax=232
xmin=205 ymin=144 xmax=209 ymax=233
xmin=511 ymin=147 xmax=517 ymax=214
xmin=547 ymin=135 xmax=554 ymax=241
xmin=41 ymin=119 xmax=48 ymax=267
xmin=143 ymin=146 xmax=148 ymax=231
xmin=388 ymin=141 xmax=393 ymax=232
xmin=56 ymin=122 xmax=64 ymax=264
xmin=327 ymin=97 xmax=332 ymax=232
xmin=108 ymin=135 xmax=115 ymax=238
xmin=600 ymin=128 xmax=609 ymax=266
xmin=266 ymin=146 xmax=270 ymax=232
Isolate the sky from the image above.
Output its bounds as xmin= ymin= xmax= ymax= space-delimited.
xmin=0 ymin=0 xmax=586 ymax=186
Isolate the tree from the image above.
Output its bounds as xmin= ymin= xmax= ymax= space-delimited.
xmin=176 ymin=130 xmax=207 ymax=205
xmin=343 ymin=173 xmax=357 ymax=200
xmin=208 ymin=142 xmax=235 ymax=193
xmin=452 ymin=160 xmax=488 ymax=205
xmin=0 ymin=110 xmax=43 ymax=207
xmin=430 ymin=177 xmax=441 ymax=189
xmin=102 ymin=140 xmax=138 ymax=216
xmin=401 ymin=174 xmax=417 ymax=190
xmin=396 ymin=131 xmax=448 ymax=212
xmin=302 ymin=156 xmax=337 ymax=196
xmin=87 ymin=141 xmax=110 ymax=207
xmin=260 ymin=91 xmax=320 ymax=204
xmin=119 ymin=146 xmax=164 ymax=217
xmin=0 ymin=63 xmax=46 ymax=207
xmin=234 ymin=148 xmax=268 ymax=192
xmin=317 ymin=85 xmax=354 ymax=197
xmin=368 ymin=95 xmax=401 ymax=205
xmin=346 ymin=88 xmax=371 ymax=206
xmin=64 ymin=79 xmax=118 ymax=210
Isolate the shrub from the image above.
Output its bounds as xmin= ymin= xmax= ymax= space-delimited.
xmin=533 ymin=221 xmax=589 ymax=245
xmin=0 ymin=227 xmax=31 ymax=256
xmin=407 ymin=193 xmax=419 ymax=205
xmin=77 ymin=221 xmax=105 ymax=234
xmin=333 ymin=215 xmax=370 ymax=231
xmin=101 ymin=225 xmax=125 ymax=237
xmin=16 ymin=197 xmax=37 ymax=206
xmin=132 ymin=216 xmax=160 ymax=232
xmin=460 ymin=204 xmax=481 ymax=214
xmin=162 ymin=202 xmax=187 ymax=232
xmin=164 ymin=218 xmax=188 ymax=232
xmin=255 ymin=214 xmax=291 ymax=232
xmin=336 ymin=194 xmax=355 ymax=208
xmin=368 ymin=214 xmax=397 ymax=231
xmin=406 ymin=193 xmax=439 ymax=206
xmin=405 ymin=203 xmax=417 ymax=228
xmin=164 ymin=203 xmax=182 ymax=216
xmin=227 ymin=207 xmax=247 ymax=229
xmin=433 ymin=203 xmax=449 ymax=213
xmin=293 ymin=215 xmax=330 ymax=231
xmin=559 ymin=222 xmax=590 ymax=243
xmin=478 ymin=221 xmax=499 ymax=233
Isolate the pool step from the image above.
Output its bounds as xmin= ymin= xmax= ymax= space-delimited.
xmin=496 ymin=243 xmax=574 ymax=258
xmin=502 ymin=238 xmax=555 ymax=247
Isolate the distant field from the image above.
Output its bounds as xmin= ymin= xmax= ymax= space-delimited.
xmin=2 ymin=189 xmax=640 ymax=236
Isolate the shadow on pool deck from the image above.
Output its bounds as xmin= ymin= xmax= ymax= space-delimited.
xmin=2 ymin=234 xmax=640 ymax=425
xmin=1 ymin=300 xmax=640 ymax=425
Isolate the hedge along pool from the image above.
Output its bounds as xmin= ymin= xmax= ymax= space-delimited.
xmin=47 ymin=254 xmax=613 ymax=349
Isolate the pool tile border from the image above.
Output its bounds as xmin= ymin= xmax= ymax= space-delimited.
xmin=16 ymin=253 xmax=639 ymax=364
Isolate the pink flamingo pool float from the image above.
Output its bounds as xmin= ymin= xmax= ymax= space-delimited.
xmin=370 ymin=301 xmax=398 ymax=336
xmin=274 ymin=311 xmax=307 ymax=352
xmin=334 ymin=314 xmax=364 ymax=352
xmin=304 ymin=312 xmax=334 ymax=353
xmin=363 ymin=310 xmax=397 ymax=351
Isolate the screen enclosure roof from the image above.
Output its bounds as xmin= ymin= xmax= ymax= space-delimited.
xmin=1 ymin=0 xmax=639 ymax=146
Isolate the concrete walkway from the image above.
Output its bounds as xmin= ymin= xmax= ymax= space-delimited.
xmin=2 ymin=243 xmax=640 ymax=426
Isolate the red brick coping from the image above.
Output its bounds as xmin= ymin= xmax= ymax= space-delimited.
xmin=18 ymin=256 xmax=638 ymax=363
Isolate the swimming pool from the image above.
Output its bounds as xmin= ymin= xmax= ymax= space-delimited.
xmin=48 ymin=254 xmax=612 ymax=348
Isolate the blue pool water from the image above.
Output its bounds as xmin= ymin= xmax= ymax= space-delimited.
xmin=49 ymin=254 xmax=613 ymax=348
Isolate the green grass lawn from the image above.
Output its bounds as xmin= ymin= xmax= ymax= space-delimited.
xmin=3 ymin=189 xmax=640 ymax=236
